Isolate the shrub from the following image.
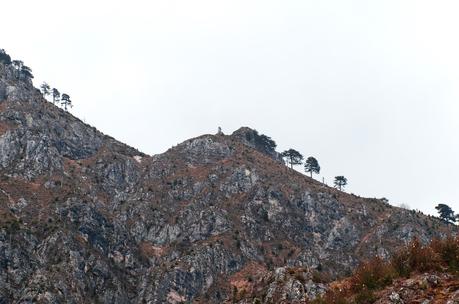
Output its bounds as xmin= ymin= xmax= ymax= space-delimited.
xmin=351 ymin=257 xmax=395 ymax=291
xmin=391 ymin=238 xmax=440 ymax=277
xmin=312 ymin=236 xmax=459 ymax=303
xmin=311 ymin=270 xmax=331 ymax=283
xmin=407 ymin=238 xmax=439 ymax=272
xmin=431 ymin=236 xmax=459 ymax=272
xmin=354 ymin=288 xmax=377 ymax=304
xmin=390 ymin=248 xmax=411 ymax=277
xmin=310 ymin=290 xmax=350 ymax=304
xmin=293 ymin=272 xmax=306 ymax=283
xmin=253 ymin=298 xmax=262 ymax=304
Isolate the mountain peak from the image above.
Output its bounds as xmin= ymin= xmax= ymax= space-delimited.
xmin=0 ymin=51 xmax=454 ymax=304
xmin=0 ymin=60 xmax=142 ymax=180
xmin=0 ymin=61 xmax=37 ymax=104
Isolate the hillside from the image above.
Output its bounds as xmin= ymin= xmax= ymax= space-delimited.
xmin=0 ymin=57 xmax=455 ymax=303
xmin=232 ymin=237 xmax=459 ymax=303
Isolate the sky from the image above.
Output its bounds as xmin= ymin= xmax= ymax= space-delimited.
xmin=2 ymin=0 xmax=459 ymax=216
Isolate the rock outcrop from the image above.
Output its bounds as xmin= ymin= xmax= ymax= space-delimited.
xmin=0 ymin=58 xmax=454 ymax=303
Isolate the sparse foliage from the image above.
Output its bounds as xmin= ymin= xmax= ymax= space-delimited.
xmin=40 ymin=82 xmax=51 ymax=98
xmin=61 ymin=93 xmax=72 ymax=111
xmin=52 ymin=88 xmax=60 ymax=104
xmin=435 ymin=204 xmax=456 ymax=223
xmin=398 ymin=203 xmax=410 ymax=210
xmin=312 ymin=236 xmax=459 ymax=304
xmin=20 ymin=65 xmax=33 ymax=79
xmin=244 ymin=129 xmax=277 ymax=153
xmin=256 ymin=133 xmax=276 ymax=152
xmin=334 ymin=176 xmax=347 ymax=191
xmin=11 ymin=60 xmax=24 ymax=78
xmin=304 ymin=156 xmax=320 ymax=178
xmin=0 ymin=49 xmax=11 ymax=64
xmin=11 ymin=60 xmax=33 ymax=79
xmin=281 ymin=149 xmax=303 ymax=169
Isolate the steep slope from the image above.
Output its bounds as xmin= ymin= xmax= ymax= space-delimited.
xmin=236 ymin=236 xmax=459 ymax=304
xmin=0 ymin=59 xmax=454 ymax=303
xmin=232 ymin=267 xmax=459 ymax=303
xmin=371 ymin=272 xmax=459 ymax=304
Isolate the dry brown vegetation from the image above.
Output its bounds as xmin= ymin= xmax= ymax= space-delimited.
xmin=310 ymin=236 xmax=459 ymax=304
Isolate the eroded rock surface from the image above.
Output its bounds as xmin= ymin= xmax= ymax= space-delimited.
xmin=0 ymin=61 xmax=453 ymax=303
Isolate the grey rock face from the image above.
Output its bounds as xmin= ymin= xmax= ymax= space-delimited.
xmin=0 ymin=61 xmax=453 ymax=303
xmin=0 ymin=84 xmax=6 ymax=102
xmin=389 ymin=292 xmax=404 ymax=304
xmin=264 ymin=267 xmax=326 ymax=302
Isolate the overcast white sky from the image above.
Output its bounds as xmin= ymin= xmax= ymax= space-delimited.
xmin=3 ymin=0 xmax=459 ymax=216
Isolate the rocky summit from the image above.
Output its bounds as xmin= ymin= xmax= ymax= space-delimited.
xmin=0 ymin=59 xmax=454 ymax=303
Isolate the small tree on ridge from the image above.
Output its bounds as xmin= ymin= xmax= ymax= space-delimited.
xmin=40 ymin=82 xmax=51 ymax=98
xmin=304 ymin=156 xmax=320 ymax=178
xmin=52 ymin=88 xmax=60 ymax=105
xmin=0 ymin=49 xmax=11 ymax=64
xmin=281 ymin=149 xmax=303 ymax=169
xmin=435 ymin=204 xmax=455 ymax=223
xmin=334 ymin=176 xmax=347 ymax=191
xmin=61 ymin=93 xmax=72 ymax=111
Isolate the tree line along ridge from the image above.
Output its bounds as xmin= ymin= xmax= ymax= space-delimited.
xmin=0 ymin=48 xmax=73 ymax=111
xmin=1 ymin=47 xmax=455 ymax=225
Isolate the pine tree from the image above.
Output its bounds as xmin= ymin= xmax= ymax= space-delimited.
xmin=256 ymin=134 xmax=277 ymax=152
xmin=10 ymin=60 xmax=33 ymax=79
xmin=20 ymin=65 xmax=33 ymax=79
xmin=61 ymin=93 xmax=72 ymax=111
xmin=52 ymin=88 xmax=61 ymax=105
xmin=40 ymin=82 xmax=51 ymax=98
xmin=281 ymin=149 xmax=303 ymax=169
xmin=334 ymin=176 xmax=347 ymax=191
xmin=0 ymin=49 xmax=11 ymax=64
xmin=304 ymin=157 xmax=320 ymax=178
xmin=435 ymin=204 xmax=455 ymax=223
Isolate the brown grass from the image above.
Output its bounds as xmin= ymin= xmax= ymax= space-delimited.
xmin=310 ymin=236 xmax=459 ymax=304
xmin=139 ymin=241 xmax=166 ymax=258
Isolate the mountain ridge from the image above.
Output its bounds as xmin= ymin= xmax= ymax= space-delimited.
xmin=0 ymin=58 xmax=455 ymax=303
